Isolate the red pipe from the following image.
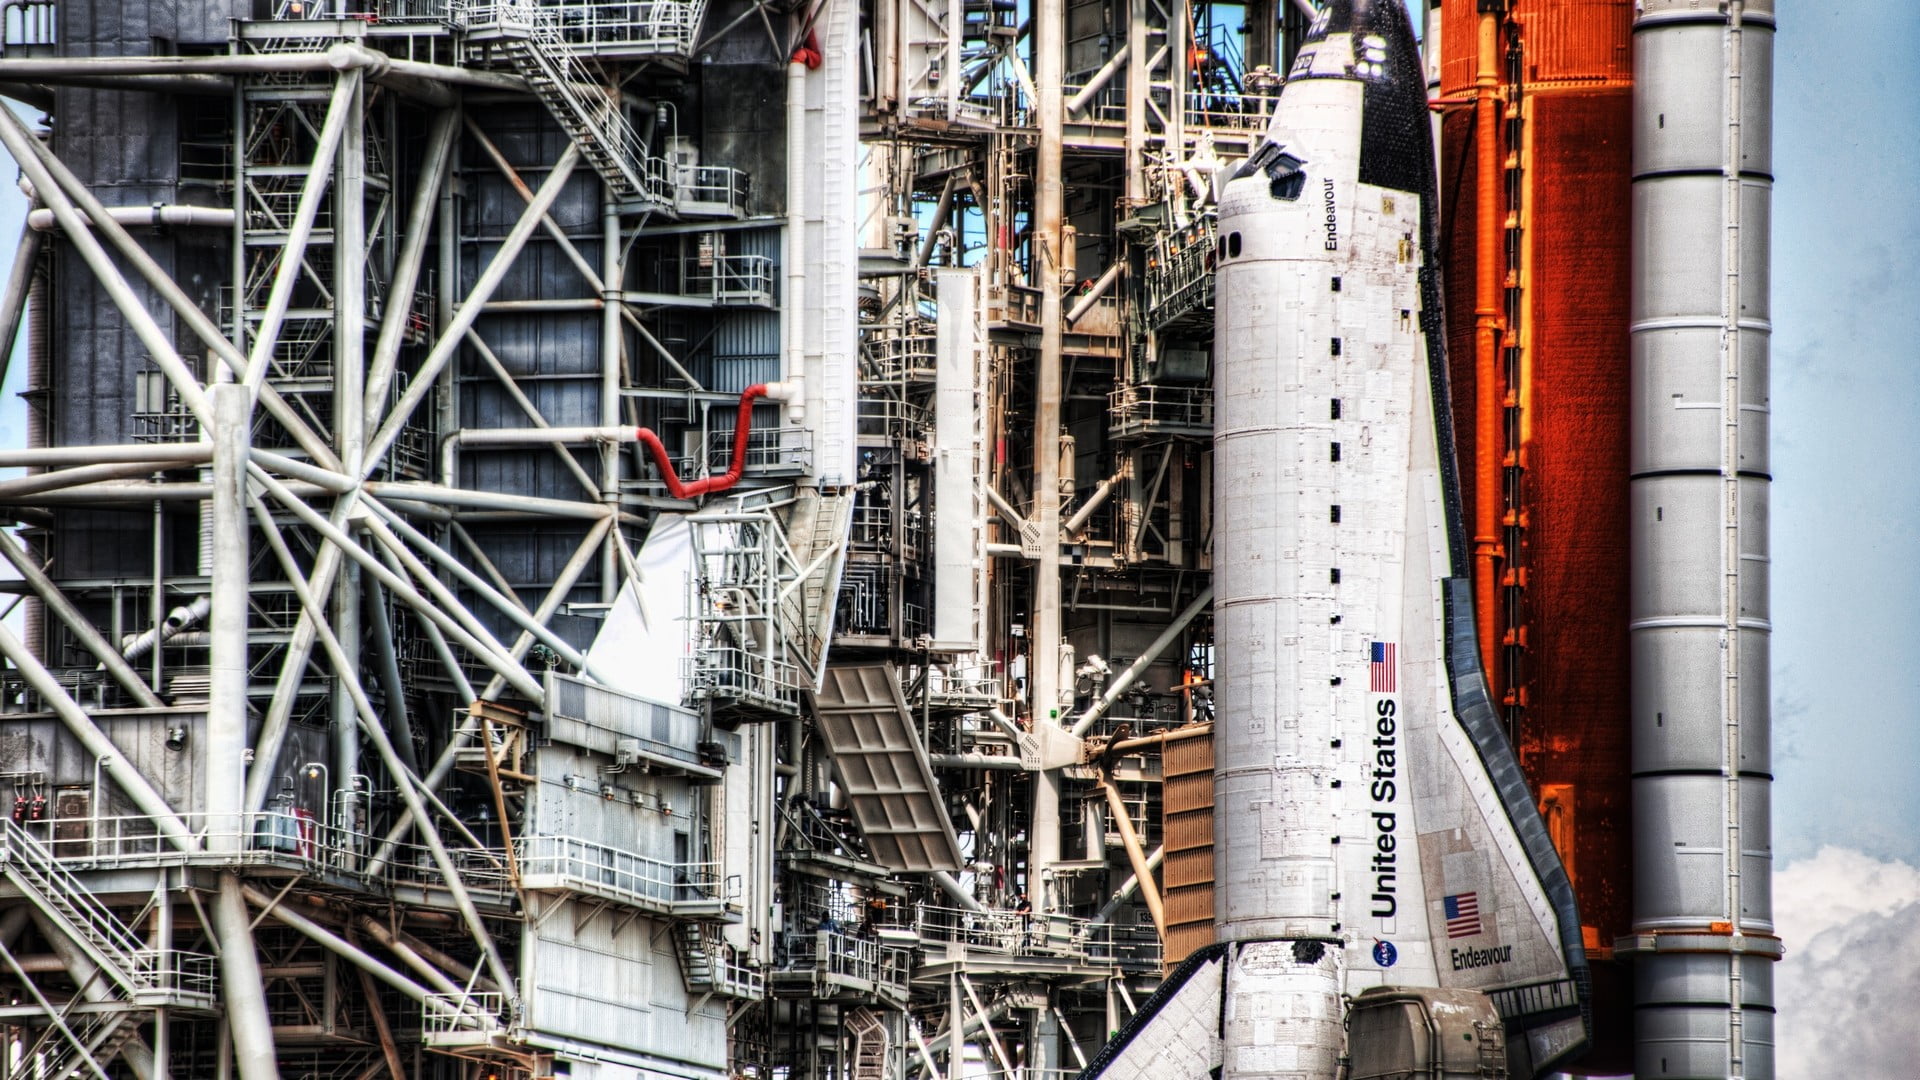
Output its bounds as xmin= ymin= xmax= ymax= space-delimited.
xmin=632 ymin=384 xmax=771 ymax=500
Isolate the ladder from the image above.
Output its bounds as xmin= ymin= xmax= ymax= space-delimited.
xmin=846 ymin=1006 xmax=890 ymax=1080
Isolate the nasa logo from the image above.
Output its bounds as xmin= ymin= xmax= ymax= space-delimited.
xmin=1372 ymin=940 xmax=1397 ymax=968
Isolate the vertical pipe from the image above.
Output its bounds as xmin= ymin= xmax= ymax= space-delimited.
xmin=207 ymin=381 xmax=279 ymax=1080
xmin=1028 ymin=0 xmax=1065 ymax=925
xmin=1471 ymin=4 xmax=1503 ymax=687
xmin=1125 ymin=0 xmax=1148 ymax=203
xmin=150 ymin=888 xmax=170 ymax=1080
xmin=1629 ymin=2 xmax=1776 ymax=1078
xmin=784 ymin=56 xmax=807 ymax=429
xmin=334 ymin=75 xmax=368 ymax=848
xmin=362 ymin=582 xmax=419 ymax=775
xmin=0 ymin=223 xmax=44 ymax=390
xmin=601 ymin=207 xmax=622 ymax=602
xmin=207 ymin=383 xmax=251 ymax=853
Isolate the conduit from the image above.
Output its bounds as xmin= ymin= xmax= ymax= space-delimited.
xmin=26 ymin=205 xmax=234 ymax=231
xmin=1470 ymin=4 xmax=1503 ymax=683
xmin=633 ymin=383 xmax=795 ymax=499
xmin=120 ymin=595 xmax=211 ymax=661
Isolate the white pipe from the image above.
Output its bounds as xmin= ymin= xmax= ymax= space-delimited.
xmin=1061 ymin=472 xmax=1121 ymax=536
xmin=439 ymin=425 xmax=638 ymax=487
xmin=212 ymin=876 xmax=279 ymax=1080
xmin=0 ymin=444 xmax=208 ymax=468
xmin=119 ymin=595 xmax=211 ymax=661
xmin=783 ymin=52 xmax=808 ymax=424
xmin=26 ymin=205 xmax=234 ymax=231
xmin=932 ymin=870 xmax=987 ymax=913
xmin=1065 ymin=45 xmax=1130 ymax=117
xmin=1064 ymin=260 xmax=1124 ymax=325
xmin=1070 ymin=586 xmax=1214 ymax=736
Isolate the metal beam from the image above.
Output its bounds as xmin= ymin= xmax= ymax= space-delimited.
xmin=1099 ymin=778 xmax=1166 ymax=938
xmin=1070 ymin=586 xmax=1213 ymax=737
xmin=242 ymin=70 xmax=357 ymax=392
xmin=0 ymin=529 xmax=163 ymax=708
xmin=361 ymin=144 xmax=583 ymax=479
xmin=365 ymin=108 xmax=459 ymax=425
xmin=0 ymin=105 xmax=342 ymax=469
xmin=247 ymin=465 xmax=545 ymax=702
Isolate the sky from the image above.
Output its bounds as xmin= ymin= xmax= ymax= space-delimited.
xmin=0 ymin=0 xmax=1913 ymax=1073
xmin=1766 ymin=2 xmax=1920 ymax=1074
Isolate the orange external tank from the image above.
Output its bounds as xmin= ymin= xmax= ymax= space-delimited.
xmin=1436 ymin=1 xmax=1634 ymax=1071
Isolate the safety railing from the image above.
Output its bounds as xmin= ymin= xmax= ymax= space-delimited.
xmin=138 ymin=949 xmax=222 ymax=1001
xmin=1108 ymin=383 xmax=1213 ymax=439
xmin=861 ymin=325 xmax=937 ymax=383
xmin=776 ymin=928 xmax=913 ymax=999
xmin=683 ymin=643 xmax=803 ymax=715
xmin=698 ymin=424 xmax=810 ymax=476
xmin=685 ymin=253 xmax=776 ymax=306
xmin=856 ymin=393 xmax=929 ymax=441
xmin=11 ymin=812 xmax=514 ymax=902
xmin=515 ymin=833 xmax=730 ymax=913
xmin=912 ymin=903 xmax=1162 ymax=969
xmin=1142 ymin=214 xmax=1216 ymax=330
xmin=1184 ymin=90 xmax=1282 ymax=134
xmin=709 ymin=945 xmax=766 ymax=997
xmin=454 ymin=0 xmax=706 ymax=57
xmin=421 ymin=990 xmax=507 ymax=1037
xmin=985 ymin=282 xmax=1041 ymax=328
xmin=920 ymin=662 xmax=1003 ymax=711
xmin=848 ymin=502 xmax=928 ymax=560
xmin=0 ymin=819 xmax=222 ymax=1005
xmin=674 ymin=163 xmax=749 ymax=217
xmin=379 ymin=0 xmax=455 ymax=21
xmin=1060 ymin=80 xmax=1127 ymax=127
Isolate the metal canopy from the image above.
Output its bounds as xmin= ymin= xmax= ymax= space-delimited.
xmin=811 ymin=663 xmax=964 ymax=873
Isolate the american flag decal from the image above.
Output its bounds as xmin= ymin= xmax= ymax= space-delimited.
xmin=1443 ymin=892 xmax=1482 ymax=938
xmin=1370 ymin=641 xmax=1396 ymax=692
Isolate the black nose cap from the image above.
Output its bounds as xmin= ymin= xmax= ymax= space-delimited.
xmin=1296 ymin=0 xmax=1431 ymax=197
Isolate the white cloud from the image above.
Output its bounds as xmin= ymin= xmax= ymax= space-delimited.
xmin=1774 ymin=847 xmax=1920 ymax=1078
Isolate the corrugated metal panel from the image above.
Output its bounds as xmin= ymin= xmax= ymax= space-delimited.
xmin=520 ymin=894 xmax=728 ymax=1074
xmin=1160 ymin=727 xmax=1214 ymax=964
xmin=811 ymin=663 xmax=962 ymax=872
xmin=1513 ymin=0 xmax=1633 ymax=82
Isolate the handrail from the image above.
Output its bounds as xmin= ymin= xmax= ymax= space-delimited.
xmin=515 ymin=833 xmax=729 ymax=909
xmin=7 ymin=812 xmax=514 ymax=902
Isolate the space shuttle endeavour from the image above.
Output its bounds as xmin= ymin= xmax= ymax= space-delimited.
xmin=1077 ymin=2 xmax=1590 ymax=1077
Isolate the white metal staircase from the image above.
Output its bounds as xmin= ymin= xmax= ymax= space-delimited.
xmin=455 ymin=1 xmax=694 ymax=207
xmin=7 ymin=998 xmax=142 ymax=1080
xmin=671 ymin=921 xmax=763 ymax=1000
xmin=0 ymin=820 xmax=216 ymax=1010
xmin=847 ymin=1006 xmax=889 ymax=1080
xmin=500 ymin=34 xmax=659 ymax=205
xmin=783 ymin=489 xmax=855 ymax=676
